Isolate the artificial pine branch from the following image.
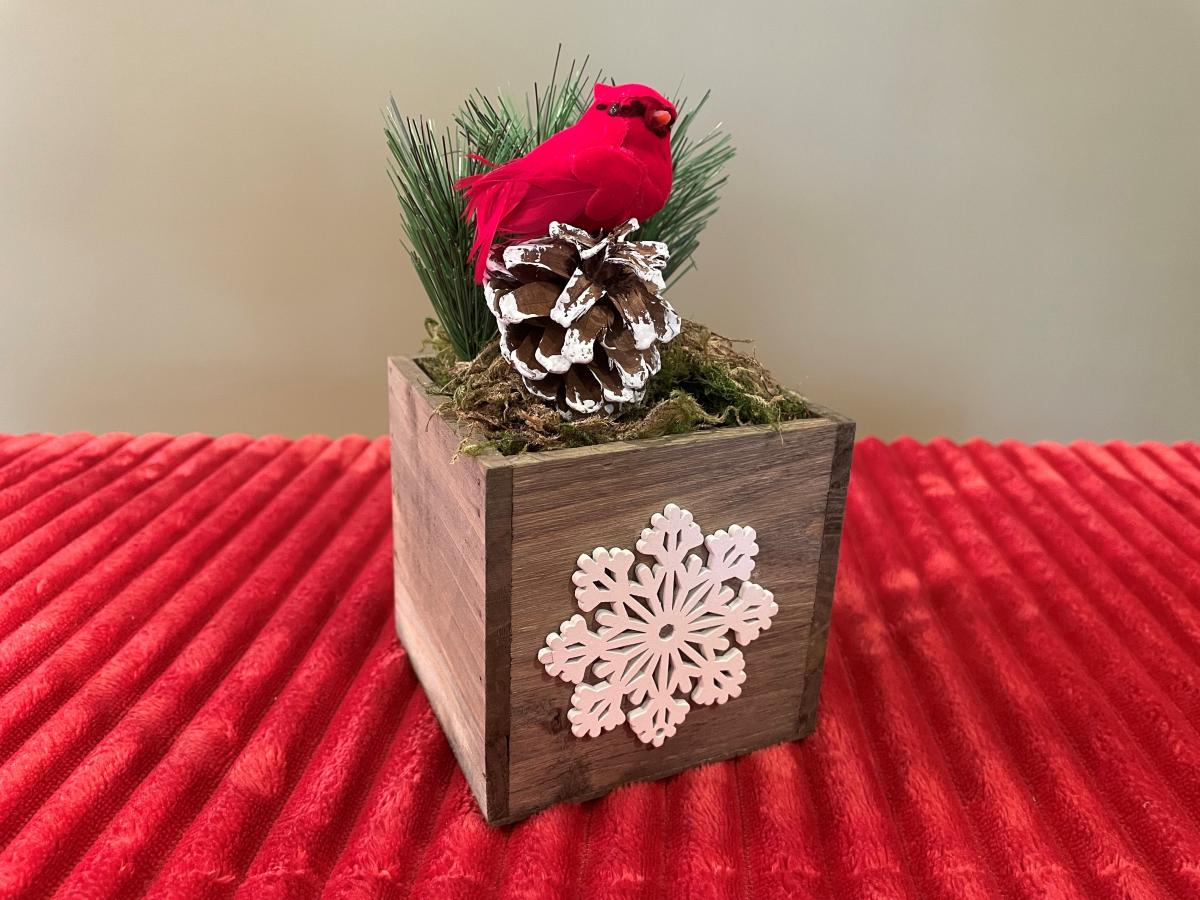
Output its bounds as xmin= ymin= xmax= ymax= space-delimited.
xmin=638 ymin=90 xmax=736 ymax=285
xmin=385 ymin=53 xmax=735 ymax=361
xmin=384 ymin=106 xmax=491 ymax=362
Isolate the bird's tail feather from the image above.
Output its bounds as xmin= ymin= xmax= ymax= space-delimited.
xmin=456 ymin=175 xmax=522 ymax=283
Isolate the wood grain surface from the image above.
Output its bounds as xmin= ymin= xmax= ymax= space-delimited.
xmin=798 ymin=401 xmax=856 ymax=738
xmin=504 ymin=421 xmax=839 ymax=821
xmin=388 ymin=358 xmax=508 ymax=819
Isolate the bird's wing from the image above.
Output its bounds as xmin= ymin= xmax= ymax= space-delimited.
xmin=501 ymin=142 xmax=650 ymax=231
xmin=570 ymin=145 xmax=649 ymax=224
xmin=495 ymin=173 xmax=594 ymax=235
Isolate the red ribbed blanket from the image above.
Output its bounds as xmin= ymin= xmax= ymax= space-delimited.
xmin=1 ymin=433 xmax=1199 ymax=899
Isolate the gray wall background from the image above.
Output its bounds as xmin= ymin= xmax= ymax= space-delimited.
xmin=2 ymin=2 xmax=1197 ymax=441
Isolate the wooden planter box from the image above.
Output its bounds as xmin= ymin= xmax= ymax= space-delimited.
xmin=388 ymin=356 xmax=854 ymax=825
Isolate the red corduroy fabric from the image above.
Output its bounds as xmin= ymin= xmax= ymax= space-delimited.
xmin=1 ymin=433 xmax=1198 ymax=899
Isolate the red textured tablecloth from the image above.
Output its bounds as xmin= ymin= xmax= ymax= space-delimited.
xmin=1 ymin=433 xmax=1199 ymax=899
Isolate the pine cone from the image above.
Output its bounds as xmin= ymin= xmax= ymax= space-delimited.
xmin=483 ymin=219 xmax=681 ymax=414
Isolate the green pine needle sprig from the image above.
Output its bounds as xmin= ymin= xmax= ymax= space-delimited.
xmin=385 ymin=52 xmax=735 ymax=361
xmin=384 ymin=108 xmax=494 ymax=362
xmin=638 ymin=90 xmax=736 ymax=286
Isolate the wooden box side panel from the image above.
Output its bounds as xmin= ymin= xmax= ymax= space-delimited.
xmin=798 ymin=409 xmax=855 ymax=737
xmin=388 ymin=358 xmax=495 ymax=807
xmin=504 ymin=421 xmax=838 ymax=820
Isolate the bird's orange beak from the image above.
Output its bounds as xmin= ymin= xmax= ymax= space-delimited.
xmin=648 ymin=109 xmax=673 ymax=130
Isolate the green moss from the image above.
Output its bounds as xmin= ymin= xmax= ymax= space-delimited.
xmin=424 ymin=319 xmax=811 ymax=456
xmin=420 ymin=318 xmax=460 ymax=388
xmin=641 ymin=324 xmax=810 ymax=429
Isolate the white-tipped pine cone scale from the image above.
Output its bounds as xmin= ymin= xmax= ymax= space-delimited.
xmin=484 ymin=219 xmax=681 ymax=414
xmin=538 ymin=503 xmax=778 ymax=747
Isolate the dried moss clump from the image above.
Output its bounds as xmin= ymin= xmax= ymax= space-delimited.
xmin=421 ymin=318 xmax=810 ymax=456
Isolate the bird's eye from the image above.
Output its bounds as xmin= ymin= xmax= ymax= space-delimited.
xmin=609 ymin=103 xmax=620 ymax=116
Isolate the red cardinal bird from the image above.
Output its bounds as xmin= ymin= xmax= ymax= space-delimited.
xmin=455 ymin=83 xmax=676 ymax=282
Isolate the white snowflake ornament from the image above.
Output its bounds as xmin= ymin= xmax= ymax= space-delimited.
xmin=537 ymin=504 xmax=778 ymax=747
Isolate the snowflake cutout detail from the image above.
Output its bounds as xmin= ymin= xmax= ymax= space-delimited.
xmin=537 ymin=504 xmax=778 ymax=747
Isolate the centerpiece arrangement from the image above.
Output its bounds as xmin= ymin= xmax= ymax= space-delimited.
xmin=385 ymin=55 xmax=853 ymax=825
